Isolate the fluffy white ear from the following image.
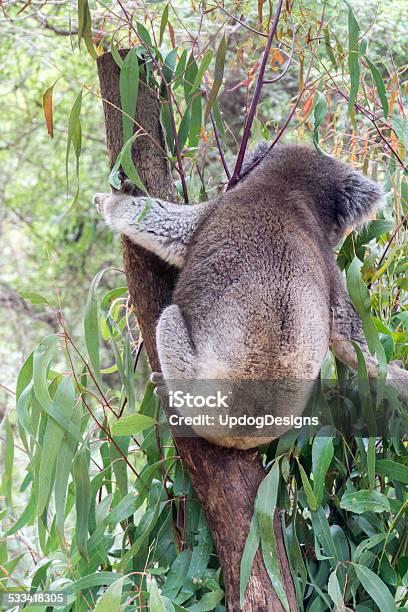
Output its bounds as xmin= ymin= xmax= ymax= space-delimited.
xmin=335 ymin=171 xmax=383 ymax=229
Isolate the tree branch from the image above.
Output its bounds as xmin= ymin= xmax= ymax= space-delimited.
xmin=96 ymin=50 xmax=298 ymax=611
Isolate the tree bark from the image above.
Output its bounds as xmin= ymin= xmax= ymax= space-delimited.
xmin=97 ymin=50 xmax=298 ymax=612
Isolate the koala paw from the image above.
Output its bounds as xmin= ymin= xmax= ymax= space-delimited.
xmin=150 ymin=371 xmax=169 ymax=402
xmin=93 ymin=193 xmax=110 ymax=215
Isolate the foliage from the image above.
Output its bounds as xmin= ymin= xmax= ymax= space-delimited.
xmin=0 ymin=0 xmax=408 ymax=610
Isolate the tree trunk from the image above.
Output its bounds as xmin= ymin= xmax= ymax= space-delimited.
xmin=97 ymin=50 xmax=298 ymax=612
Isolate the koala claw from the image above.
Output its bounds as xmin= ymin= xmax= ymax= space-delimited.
xmin=150 ymin=371 xmax=169 ymax=401
xmin=93 ymin=193 xmax=109 ymax=214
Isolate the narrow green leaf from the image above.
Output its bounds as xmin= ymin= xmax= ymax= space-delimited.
xmin=310 ymin=507 xmax=337 ymax=566
xmin=94 ymin=576 xmax=125 ymax=611
xmin=111 ymin=41 xmax=124 ymax=69
xmin=1 ymin=418 xmax=14 ymax=505
xmin=19 ymin=291 xmax=51 ymax=306
xmin=354 ymin=563 xmax=397 ymax=612
xmin=111 ymin=413 xmax=156 ymax=436
xmin=136 ymin=21 xmax=152 ymax=47
xmin=120 ymin=48 xmax=139 ymax=143
xmin=65 ymin=90 xmax=82 ymax=203
xmin=346 ymin=257 xmax=387 ymax=375
xmin=119 ymin=133 xmax=147 ymax=193
xmin=161 ymin=101 xmax=175 ymax=154
xmin=205 ymin=35 xmax=226 ymax=123
xmin=178 ymin=105 xmax=191 ymax=151
xmin=298 ymin=461 xmax=317 ymax=510
xmin=62 ymin=572 xmax=127 ymax=594
xmin=346 ymin=2 xmax=361 ymax=114
xmin=37 ymin=376 xmax=75 ymax=515
xmin=137 ymin=197 xmax=153 ymax=222
xmin=33 ymin=336 xmax=83 ymax=443
xmin=189 ymin=95 xmax=202 ymax=148
xmin=163 ymin=47 xmax=178 ymax=84
xmin=323 ymin=26 xmax=337 ymax=67
xmin=255 ymin=460 xmax=290 ymax=612
xmin=240 ymin=515 xmax=260 ymax=607
xmin=312 ymin=426 xmax=334 ymax=506
xmin=159 ymin=4 xmax=169 ymax=46
xmin=73 ymin=445 xmax=91 ymax=560
xmin=84 ymin=269 xmax=106 ymax=382
xmin=191 ymin=50 xmax=213 ymax=93
xmin=312 ymin=92 xmax=328 ymax=154
xmin=365 ymin=57 xmax=389 ymax=118
xmin=81 ymin=0 xmax=97 ymax=59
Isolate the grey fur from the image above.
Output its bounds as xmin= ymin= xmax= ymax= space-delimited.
xmin=94 ymin=143 xmax=388 ymax=449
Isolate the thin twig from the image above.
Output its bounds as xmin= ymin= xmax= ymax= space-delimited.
xmin=228 ymin=0 xmax=284 ymax=188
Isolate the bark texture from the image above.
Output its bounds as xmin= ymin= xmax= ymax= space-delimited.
xmin=97 ymin=50 xmax=298 ymax=612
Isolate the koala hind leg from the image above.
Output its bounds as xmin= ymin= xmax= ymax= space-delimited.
xmin=156 ymin=305 xmax=197 ymax=380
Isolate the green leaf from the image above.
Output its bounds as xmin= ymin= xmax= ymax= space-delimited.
xmin=297 ymin=461 xmax=317 ymax=510
xmin=37 ymin=376 xmax=75 ymax=515
xmin=354 ymin=563 xmax=397 ymax=612
xmin=346 ymin=257 xmax=387 ymax=375
xmin=1 ymin=418 xmax=14 ymax=506
xmin=84 ymin=269 xmax=106 ymax=382
xmin=149 ymin=580 xmax=166 ymax=612
xmin=111 ymin=41 xmax=124 ymax=69
xmin=55 ymin=427 xmax=77 ymax=544
xmin=163 ymin=47 xmax=178 ymax=84
xmin=376 ymin=459 xmax=408 ymax=483
xmin=205 ymin=35 xmax=226 ymax=123
xmin=120 ymin=48 xmax=139 ymax=143
xmin=72 ymin=444 xmax=91 ymax=560
xmin=178 ymin=105 xmax=191 ymax=151
xmin=62 ymin=572 xmax=127 ymax=594
xmin=396 ymin=311 xmax=408 ymax=326
xmin=137 ymin=22 xmax=152 ymax=47
xmin=323 ymin=26 xmax=337 ymax=67
xmin=94 ymin=576 xmax=125 ymax=611
xmin=137 ymin=197 xmax=153 ymax=222
xmin=310 ymin=507 xmax=337 ymax=566
xmin=119 ymin=133 xmax=147 ymax=193
xmin=392 ymin=116 xmax=408 ymax=149
xmin=33 ymin=335 xmax=83 ymax=443
xmin=159 ymin=4 xmax=169 ymax=46
xmin=312 ymin=426 xmax=334 ymax=506
xmin=188 ymin=589 xmax=224 ymax=611
xmin=240 ymin=515 xmax=260 ymax=607
xmin=346 ymin=2 xmax=361 ymax=115
xmin=255 ymin=460 xmax=290 ymax=612
xmin=111 ymin=413 xmax=156 ymax=436
xmin=340 ymin=489 xmax=390 ymax=514
xmin=191 ymin=50 xmax=213 ymax=93
xmin=65 ymin=90 xmax=82 ymax=208
xmin=189 ymin=95 xmax=202 ymax=148
xmin=312 ymin=92 xmax=328 ymax=153
xmin=327 ymin=570 xmax=343 ymax=609
xmin=78 ymin=0 xmax=97 ymax=58
xmin=365 ymin=57 xmax=389 ymax=118
xmin=19 ymin=291 xmax=51 ymax=306
xmin=161 ymin=101 xmax=175 ymax=154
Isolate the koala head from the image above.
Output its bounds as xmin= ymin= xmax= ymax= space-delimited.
xmin=240 ymin=142 xmax=384 ymax=245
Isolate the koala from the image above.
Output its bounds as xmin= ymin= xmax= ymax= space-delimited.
xmin=94 ymin=143 xmax=406 ymax=449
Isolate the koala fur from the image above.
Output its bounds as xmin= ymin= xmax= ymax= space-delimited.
xmin=94 ymin=143 xmax=396 ymax=449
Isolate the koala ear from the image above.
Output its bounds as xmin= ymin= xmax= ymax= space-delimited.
xmin=335 ymin=171 xmax=383 ymax=230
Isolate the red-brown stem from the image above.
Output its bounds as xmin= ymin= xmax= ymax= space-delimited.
xmin=228 ymin=0 xmax=284 ymax=189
